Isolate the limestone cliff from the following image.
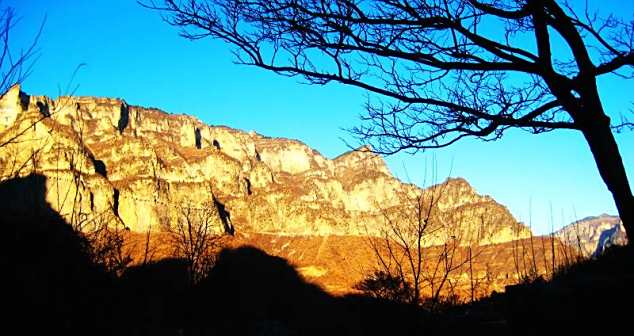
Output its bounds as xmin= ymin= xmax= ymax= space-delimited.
xmin=555 ymin=214 xmax=626 ymax=256
xmin=0 ymin=84 xmax=530 ymax=245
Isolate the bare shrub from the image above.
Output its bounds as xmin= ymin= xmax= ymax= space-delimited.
xmin=160 ymin=200 xmax=223 ymax=284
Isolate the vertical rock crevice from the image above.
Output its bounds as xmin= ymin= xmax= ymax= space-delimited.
xmin=36 ymin=101 xmax=50 ymax=117
xmin=195 ymin=128 xmax=202 ymax=149
xmin=19 ymin=91 xmax=31 ymax=112
xmin=113 ymin=188 xmax=120 ymax=217
xmin=213 ymin=195 xmax=234 ymax=235
xmin=88 ymin=153 xmax=107 ymax=178
xmin=117 ymin=103 xmax=129 ymax=134
xmin=244 ymin=177 xmax=252 ymax=196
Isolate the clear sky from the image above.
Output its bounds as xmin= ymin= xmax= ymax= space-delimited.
xmin=7 ymin=0 xmax=633 ymax=234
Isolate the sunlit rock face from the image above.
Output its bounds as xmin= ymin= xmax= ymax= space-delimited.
xmin=0 ymin=85 xmax=530 ymax=245
xmin=0 ymin=85 xmax=23 ymax=131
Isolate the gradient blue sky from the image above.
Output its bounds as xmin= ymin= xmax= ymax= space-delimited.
xmin=8 ymin=0 xmax=633 ymax=234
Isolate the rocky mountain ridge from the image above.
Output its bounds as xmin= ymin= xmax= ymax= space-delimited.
xmin=0 ymin=84 xmax=531 ymax=245
xmin=555 ymin=214 xmax=626 ymax=256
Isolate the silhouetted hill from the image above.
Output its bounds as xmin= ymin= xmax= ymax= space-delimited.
xmin=1 ymin=174 xmax=115 ymax=335
xmin=3 ymin=174 xmax=630 ymax=334
xmin=452 ymin=244 xmax=634 ymax=335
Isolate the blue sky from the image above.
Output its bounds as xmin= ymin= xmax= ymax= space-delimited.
xmin=8 ymin=0 xmax=633 ymax=234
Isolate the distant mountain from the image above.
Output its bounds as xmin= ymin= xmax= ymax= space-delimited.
xmin=555 ymin=214 xmax=626 ymax=256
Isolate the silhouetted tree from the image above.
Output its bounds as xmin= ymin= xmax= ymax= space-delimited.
xmin=144 ymin=0 xmax=634 ymax=241
xmin=160 ymin=201 xmax=223 ymax=284
xmin=354 ymin=269 xmax=414 ymax=303
xmin=78 ymin=211 xmax=133 ymax=276
xmin=0 ymin=3 xmax=46 ymax=154
xmin=362 ymin=179 xmax=487 ymax=308
xmin=0 ymin=2 xmax=43 ymax=95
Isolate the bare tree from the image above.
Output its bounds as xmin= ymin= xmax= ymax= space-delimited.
xmin=160 ymin=200 xmax=223 ymax=284
xmin=0 ymin=2 xmax=43 ymax=95
xmin=0 ymin=75 xmax=135 ymax=277
xmin=56 ymin=96 xmax=134 ymax=277
xmin=143 ymin=0 xmax=634 ymax=241
xmin=0 ymin=4 xmax=138 ymax=279
xmin=76 ymin=211 xmax=133 ymax=276
xmin=0 ymin=2 xmax=46 ymax=152
xmin=361 ymin=179 xmax=487 ymax=309
xmin=354 ymin=269 xmax=414 ymax=303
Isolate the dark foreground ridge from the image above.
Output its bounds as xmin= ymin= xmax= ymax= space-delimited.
xmin=4 ymin=174 xmax=633 ymax=335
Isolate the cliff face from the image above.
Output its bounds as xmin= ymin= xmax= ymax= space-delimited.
xmin=0 ymin=85 xmax=530 ymax=245
xmin=556 ymin=214 xmax=626 ymax=256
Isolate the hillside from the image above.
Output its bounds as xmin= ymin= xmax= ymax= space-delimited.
xmin=226 ymin=232 xmax=567 ymax=298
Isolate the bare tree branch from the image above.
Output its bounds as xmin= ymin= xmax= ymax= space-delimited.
xmin=142 ymin=0 xmax=634 ymax=241
xmin=0 ymin=4 xmax=45 ymax=95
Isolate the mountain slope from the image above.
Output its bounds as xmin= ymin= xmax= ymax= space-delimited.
xmin=1 ymin=84 xmax=530 ymax=246
xmin=555 ymin=214 xmax=626 ymax=256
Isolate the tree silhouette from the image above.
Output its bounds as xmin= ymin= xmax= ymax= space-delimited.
xmin=355 ymin=269 xmax=414 ymax=303
xmin=160 ymin=201 xmax=223 ymax=285
xmin=0 ymin=3 xmax=46 ymax=153
xmin=144 ymin=0 xmax=634 ymax=240
xmin=360 ymin=177 xmax=489 ymax=308
xmin=0 ymin=2 xmax=43 ymax=95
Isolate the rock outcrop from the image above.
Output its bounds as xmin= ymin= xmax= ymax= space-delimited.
xmin=555 ymin=214 xmax=626 ymax=256
xmin=0 ymin=85 xmax=530 ymax=246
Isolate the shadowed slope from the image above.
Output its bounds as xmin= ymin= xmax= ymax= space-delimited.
xmin=1 ymin=174 xmax=115 ymax=336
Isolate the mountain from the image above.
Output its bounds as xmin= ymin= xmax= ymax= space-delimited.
xmin=0 ymin=84 xmax=553 ymax=299
xmin=0 ymin=84 xmax=530 ymax=246
xmin=555 ymin=214 xmax=626 ymax=256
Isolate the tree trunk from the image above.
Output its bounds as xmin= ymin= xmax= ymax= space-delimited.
xmin=580 ymin=110 xmax=634 ymax=243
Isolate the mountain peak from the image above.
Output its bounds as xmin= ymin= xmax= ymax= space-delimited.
xmin=443 ymin=176 xmax=470 ymax=187
xmin=1 ymin=83 xmax=20 ymax=98
xmin=0 ymin=84 xmax=24 ymax=132
xmin=334 ymin=145 xmax=390 ymax=176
